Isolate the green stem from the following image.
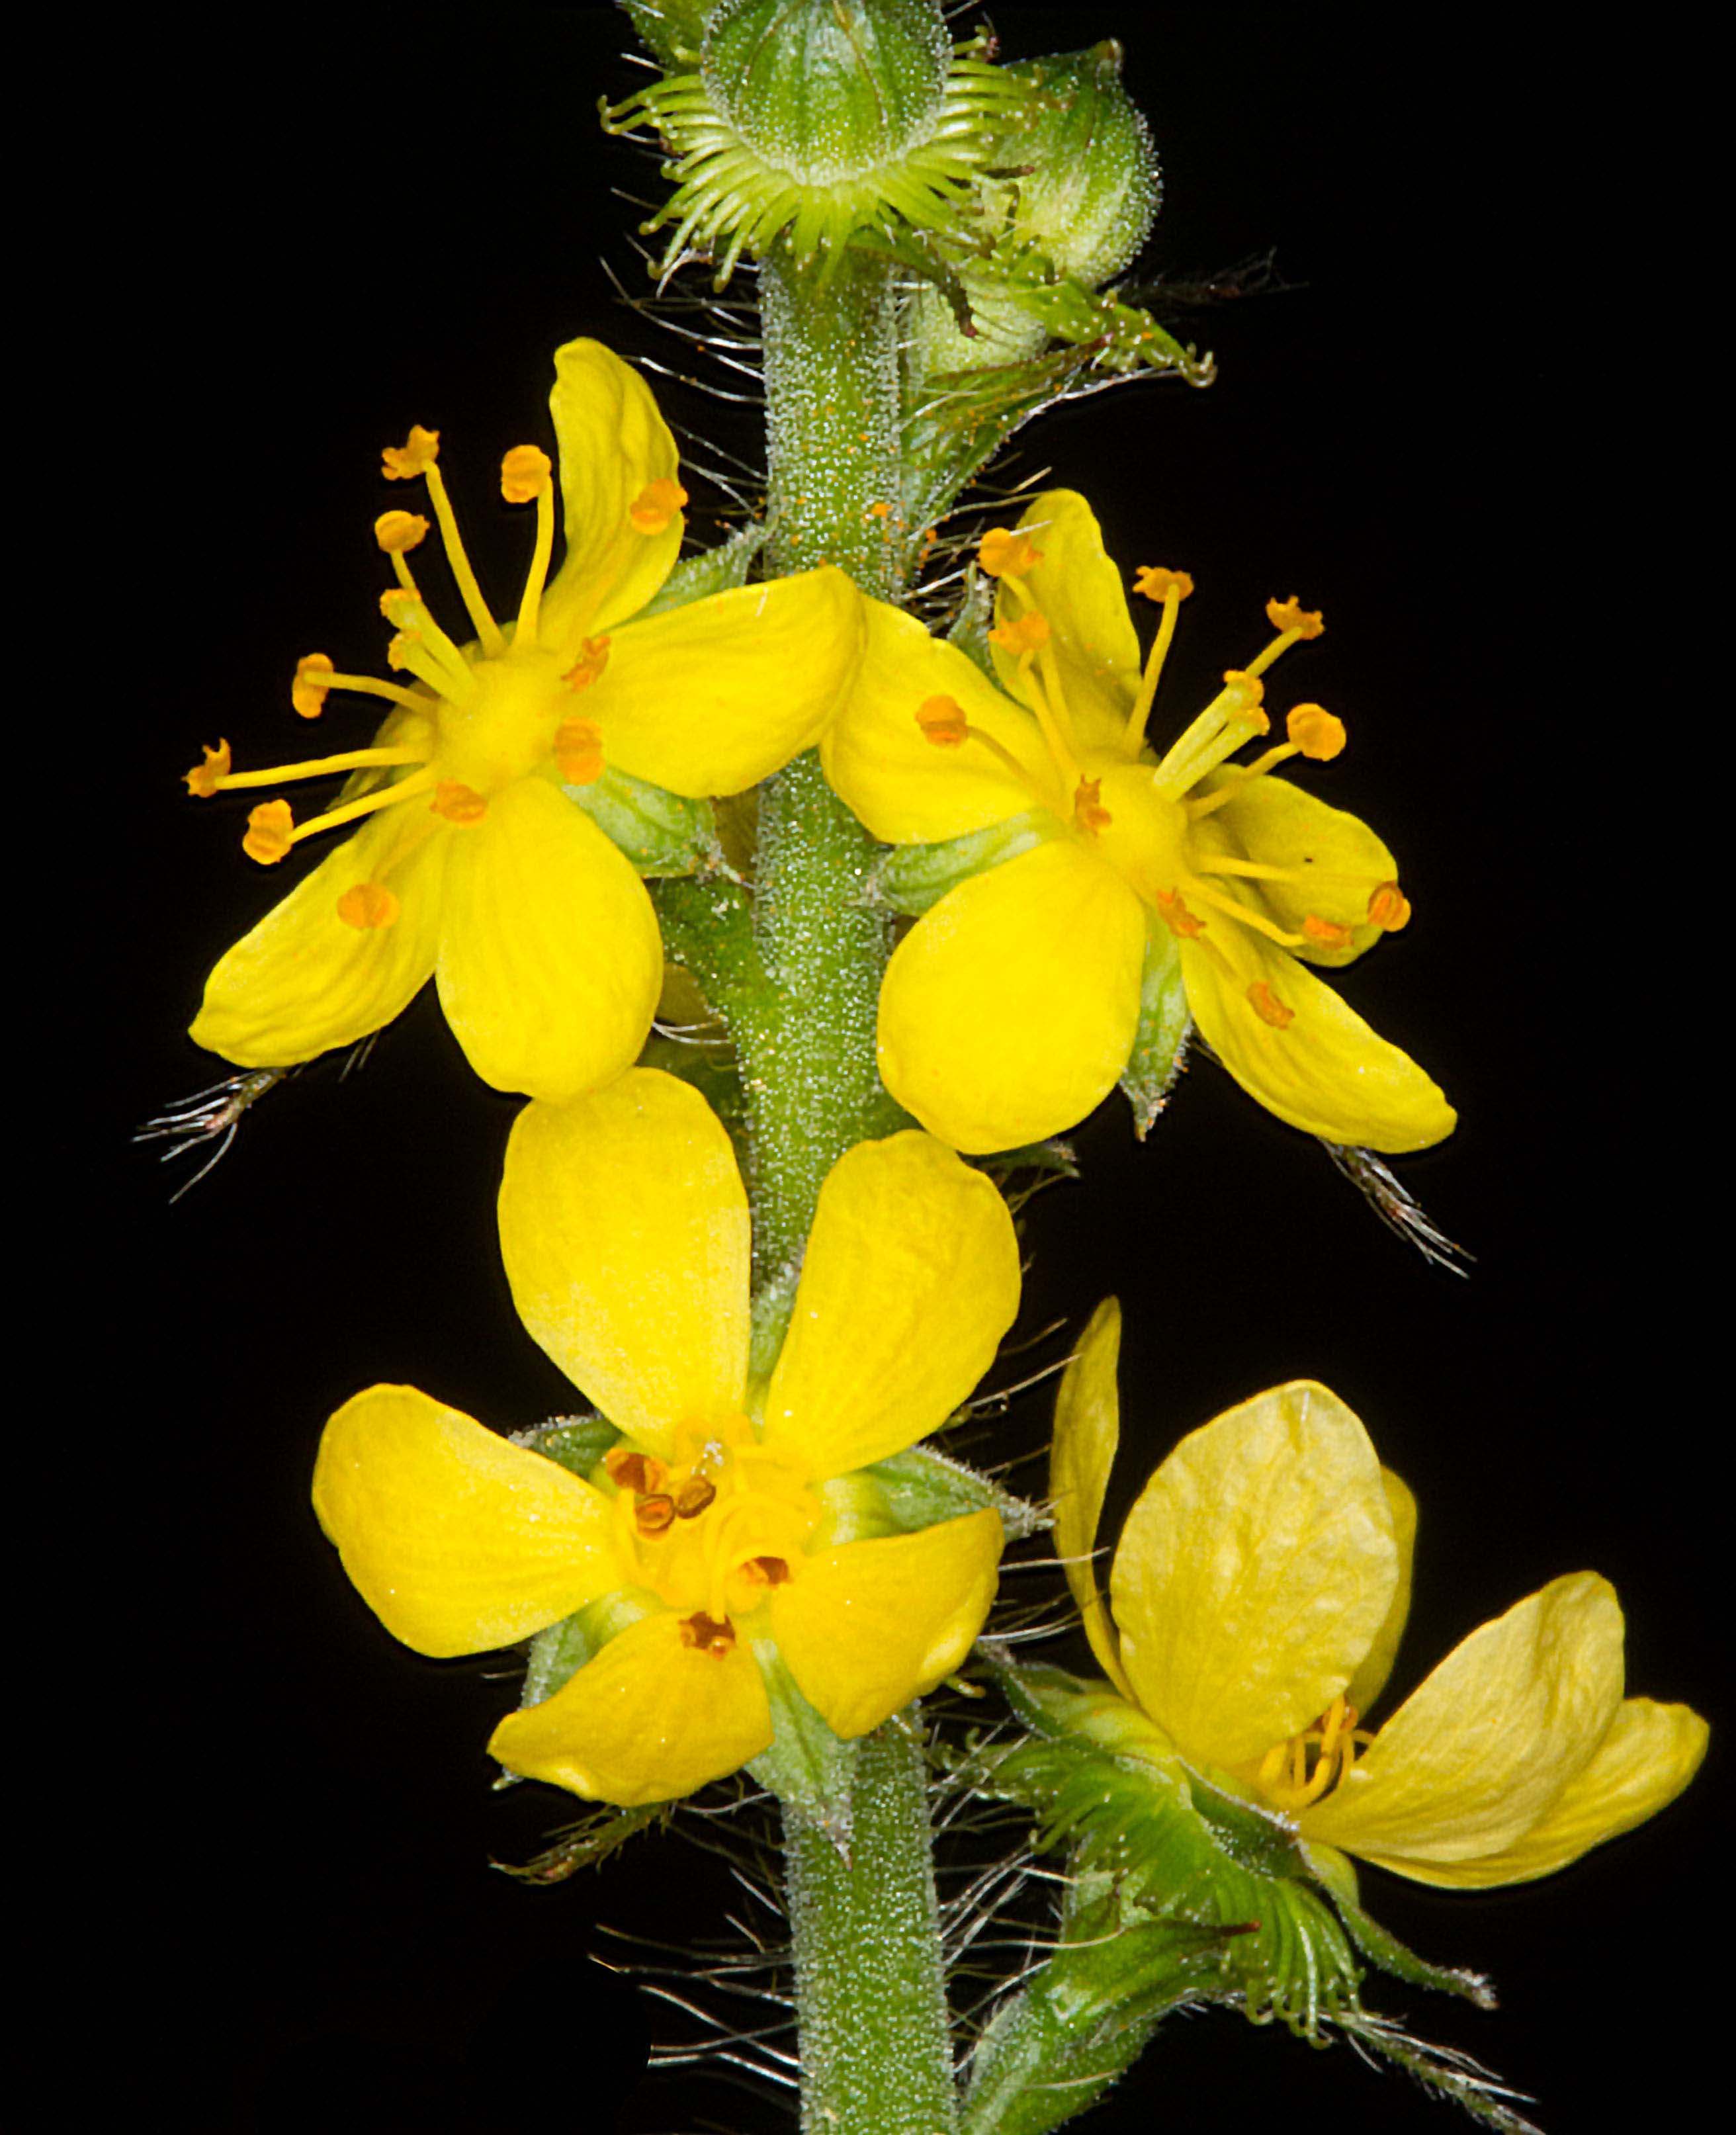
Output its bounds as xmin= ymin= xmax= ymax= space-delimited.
xmin=783 ymin=1721 xmax=959 ymax=2135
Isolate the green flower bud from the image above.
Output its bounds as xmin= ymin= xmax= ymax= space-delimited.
xmin=998 ymin=44 xmax=1159 ymax=286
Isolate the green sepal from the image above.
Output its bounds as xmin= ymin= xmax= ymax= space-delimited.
xmin=1326 ymin=1877 xmax=1497 ymax=2009
xmin=519 ymin=1585 xmax=664 ymax=1712
xmin=495 ymin=1798 xmax=671 ymax=1886
xmin=748 ymin=1639 xmax=859 ymax=1847
xmin=748 ymin=1258 xmax=801 ymax=1391
xmin=636 ymin=521 xmax=767 ymax=617
xmin=876 ymin=810 xmax=1056 ymax=916
xmin=563 ymin=764 xmax=720 ymax=877
xmin=946 ymin=564 xmax=996 ymax=678
xmin=1120 ymin=920 xmax=1191 ymax=1137
xmin=620 ymin=1 xmax=713 ymax=69
xmin=515 ymin=1413 xmax=621 ymax=1479
xmin=863 ymin=1441 xmax=1048 ymax=1542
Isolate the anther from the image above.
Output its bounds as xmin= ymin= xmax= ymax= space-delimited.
xmin=1302 ymin=914 xmax=1355 ymax=949
xmin=1154 ymin=888 xmax=1205 ymax=939
xmin=431 ymin=781 xmax=488 ymax=825
xmin=382 ymin=425 xmax=440 ymax=481
xmin=562 ymin=637 xmax=611 ymax=692
xmin=337 ymin=882 xmax=400 ymax=930
xmin=1367 ymin=882 xmax=1412 ymax=931
xmin=1246 ymin=980 xmax=1295 ymax=1029
xmin=636 ymin=1495 xmax=677 ymax=1536
xmin=1266 ymin=596 xmax=1325 ymax=639
xmin=678 ymin=1611 xmax=736 ymax=1657
xmin=1221 ymin=671 xmax=1270 ymax=730
xmin=554 ymin=717 xmax=605 ymax=786
xmin=374 ymin=511 xmax=429 ymax=555
xmin=1286 ymin=703 xmax=1346 ymax=760
xmin=630 ymin=478 xmax=687 ymax=534
xmin=243 ymin=801 xmax=294 ymax=865
xmin=978 ymin=528 xmax=1044 ymax=578
xmin=989 ymin=611 xmax=1051 ymax=656
xmin=1072 ymin=777 xmax=1113 ymax=836
xmin=605 ymin=1448 xmax=668 ymax=1495
xmin=916 ymin=695 xmax=969 ymax=747
xmin=748 ymin=1555 xmax=791 ymax=1587
xmin=292 ymin=654 xmax=336 ymax=720
xmin=185 ymin=740 xmax=232 ymax=798
xmin=674 ymin=1478 xmax=717 ymax=1520
xmin=380 ymin=588 xmax=421 ymax=628
xmin=500 ymin=445 xmax=552 ymax=504
xmin=1133 ymin=565 xmax=1194 ymax=603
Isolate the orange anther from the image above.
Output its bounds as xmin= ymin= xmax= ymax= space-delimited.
xmin=554 ymin=716 xmax=605 ymax=785
xmin=1367 ymin=881 xmax=1412 ymax=931
xmin=380 ymin=588 xmax=421 ymax=626
xmin=373 ymin=511 xmax=429 ymax=555
xmin=1133 ymin=565 xmax=1194 ymax=603
xmin=635 ymin=1494 xmax=677 ymax=1536
xmin=989 ymin=611 xmax=1051 ymax=656
xmin=916 ymin=695 xmax=969 ymax=747
xmin=562 ymin=636 xmax=611 ymax=692
xmin=431 ymin=780 xmax=488 ymax=824
xmin=629 ymin=478 xmax=687 ymax=534
xmin=185 ymin=740 xmax=232 ymax=798
xmin=500 ymin=444 xmax=552 ymax=503
xmin=384 ymin=633 xmax=419 ymax=672
xmin=1154 ymin=888 xmax=1205 ymax=939
xmin=1287 ymin=703 xmax=1346 ymax=760
xmin=381 ymin=424 xmax=440 ymax=480
xmin=1302 ymin=913 xmax=1355 ymax=949
xmin=337 ymin=881 xmax=400 ymax=930
xmin=605 ymin=1448 xmax=668 ymax=1495
xmin=242 ymin=800 xmax=294 ymax=865
xmin=978 ymin=528 xmax=1044 ymax=578
xmin=1246 ymin=980 xmax=1295 ymax=1029
xmin=292 ymin=653 xmax=335 ymax=720
xmin=1266 ymin=596 xmax=1325 ymax=639
xmin=1072 ymin=777 xmax=1113 ymax=836
xmin=679 ymin=1610 xmax=737 ymax=1657
xmin=675 ymin=1477 xmax=717 ymax=1520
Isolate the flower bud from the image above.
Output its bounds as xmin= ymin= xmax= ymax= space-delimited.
xmin=998 ymin=44 xmax=1158 ymax=285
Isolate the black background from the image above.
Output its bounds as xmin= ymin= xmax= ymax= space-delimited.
xmin=78 ymin=5 xmax=1717 ymax=2129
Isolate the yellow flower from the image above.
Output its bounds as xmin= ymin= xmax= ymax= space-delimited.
xmin=1048 ymin=1299 xmax=1707 ymax=1888
xmin=823 ymin=488 xmax=1452 ymax=1154
xmin=312 ymin=1070 xmax=1020 ymax=1807
xmin=188 ymin=341 xmax=863 ymax=1103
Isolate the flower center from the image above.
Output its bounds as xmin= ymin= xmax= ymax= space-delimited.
xmin=183 ymin=426 xmax=684 ymax=930
xmin=604 ymin=1416 xmax=819 ymax=1648
xmin=1251 ymin=1693 xmax=1376 ymax=1814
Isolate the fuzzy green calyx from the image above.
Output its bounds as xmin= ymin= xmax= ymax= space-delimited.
xmin=605 ymin=1 xmax=1027 ymax=281
xmin=995 ymin=44 xmax=1159 ymax=286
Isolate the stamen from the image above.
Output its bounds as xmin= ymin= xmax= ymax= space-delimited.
xmin=1303 ymin=914 xmax=1355 ymax=950
xmin=336 ymin=882 xmax=400 ymax=931
xmin=281 ymin=767 xmax=439 ymax=847
xmin=978 ymin=528 xmax=1043 ymax=578
xmin=431 ymin=781 xmax=488 ymax=825
xmin=678 ymin=1610 xmax=736 ymax=1657
xmin=1154 ymin=888 xmax=1205 ymax=939
xmin=1266 ymin=596 xmax=1325 ymax=640
xmin=1154 ymin=674 xmax=1271 ymax=797
xmin=751 ymin=1555 xmax=791 ymax=1586
xmin=1286 ymin=703 xmax=1346 ymax=760
xmin=1246 ymin=980 xmax=1295 ymax=1028
xmin=675 ymin=1478 xmax=718 ymax=1519
xmin=988 ymin=611 xmax=1051 ymax=657
xmin=554 ymin=717 xmax=605 ymax=785
xmin=1123 ymin=567 xmax=1194 ymax=748
xmin=605 ymin=1449 xmax=668 ymax=1495
xmin=381 ymin=425 xmax=440 ymax=482
xmin=195 ymin=744 xmax=430 ymax=794
xmin=499 ymin=445 xmax=552 ymax=506
xmin=1072 ymin=777 xmax=1113 ymax=836
xmin=306 ymin=672 xmax=430 ymax=715
xmin=636 ymin=1494 xmax=677 ymax=1536
xmin=1367 ymin=882 xmax=1412 ymax=931
xmin=374 ymin=511 xmax=429 ymax=555
xmin=916 ymin=695 xmax=969 ymax=746
xmin=630 ymin=478 xmax=687 ymax=534
xmin=563 ymin=636 xmax=611 ymax=692
xmin=293 ymin=654 xmax=336 ymax=720
xmin=185 ymin=741 xmax=232 ymax=797
xmin=1192 ymin=881 xmax=1308 ymax=947
xmin=377 ymin=588 xmax=475 ymax=700
xmin=243 ymin=801 xmax=294 ymax=865
xmin=508 ymin=450 xmax=558 ymax=649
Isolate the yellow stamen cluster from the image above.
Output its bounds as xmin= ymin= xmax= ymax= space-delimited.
xmin=978 ymin=529 xmax=1045 ymax=579
xmin=1256 ymin=1695 xmax=1372 ymax=1812
xmin=630 ymin=477 xmax=687 ymax=534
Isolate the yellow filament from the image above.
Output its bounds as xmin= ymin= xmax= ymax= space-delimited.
xmin=1190 ymin=880 xmax=1308 ymax=948
xmin=1123 ymin=580 xmax=1187 ymax=750
xmin=284 ymin=766 xmax=439 ymax=847
xmin=421 ymin=461 xmax=505 ymax=657
xmin=515 ymin=473 xmax=556 ymax=648
xmin=1015 ymin=647 xmax=1082 ymax=790
xmin=310 ymin=672 xmax=429 ymax=714
xmin=202 ymin=745 xmax=429 ymax=793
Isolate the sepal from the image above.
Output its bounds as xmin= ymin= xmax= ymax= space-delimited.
xmin=875 ymin=810 xmax=1057 ymax=917
xmin=1119 ymin=922 xmax=1191 ymax=1137
xmin=562 ymin=765 xmax=721 ymax=877
xmin=747 ymin=1640 xmax=859 ymax=1847
xmin=864 ymin=1442 xmax=1049 ymax=1543
xmin=636 ymin=523 xmax=767 ymax=617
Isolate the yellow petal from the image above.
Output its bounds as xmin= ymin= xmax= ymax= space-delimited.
xmin=539 ymin=339 xmax=683 ymax=647
xmin=490 ymin=1608 xmax=773 ymax=1806
xmin=822 ymin=600 xmax=1058 ymax=843
xmin=1049 ymin=1297 xmax=1136 ymax=1699
xmin=597 ymin=568 xmax=865 ymax=796
xmin=1344 ymin=1467 xmax=1417 ymax=1718
xmin=190 ymin=805 xmax=446 ymax=1067
xmin=1303 ymin=1571 xmax=1628 ymax=1864
xmin=761 ymin=1133 xmax=1022 ymax=1477
xmin=770 ymin=1510 xmax=1004 ymax=1739
xmin=878 ymin=839 xmax=1147 ymax=1154
xmin=1357 ymin=1697 xmax=1708 ymax=1888
xmin=1194 ymin=771 xmax=1397 ymax=967
xmin=992 ymin=491 xmax=1141 ymax=752
xmin=499 ymin=1068 xmax=750 ymax=1460
xmin=1109 ymin=1381 xmax=1397 ymax=1770
xmin=435 ymin=776 xmax=662 ymax=1104
xmin=1178 ymin=920 xmax=1455 ymax=1152
xmin=312 ymin=1385 xmax=625 ymax=1657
